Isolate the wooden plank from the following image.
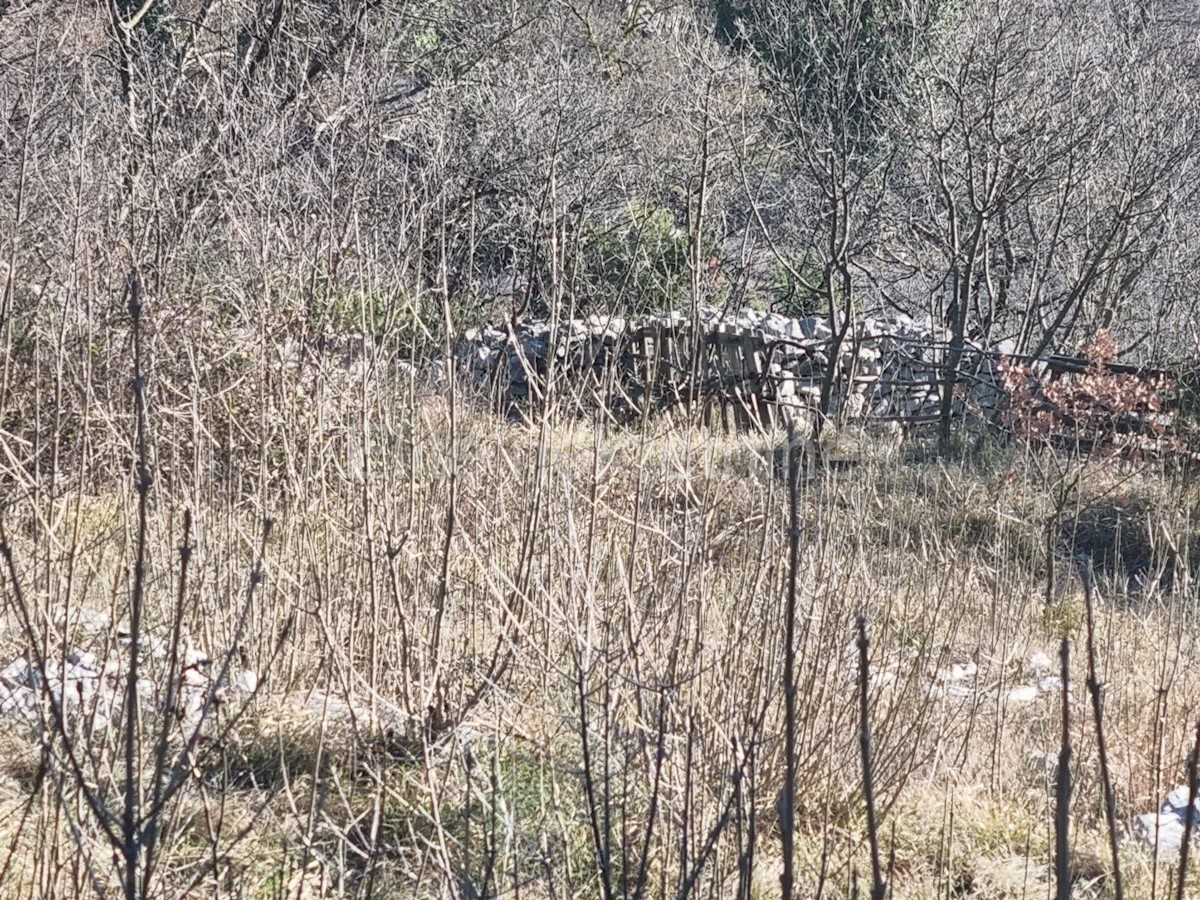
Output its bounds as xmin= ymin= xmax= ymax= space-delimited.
xmin=740 ymin=330 xmax=771 ymax=429
xmin=661 ymin=326 xmax=677 ymax=389
xmin=644 ymin=329 xmax=657 ymax=399
xmin=730 ymin=329 xmax=751 ymax=429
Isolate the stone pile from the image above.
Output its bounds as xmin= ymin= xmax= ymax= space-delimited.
xmin=1133 ymin=787 xmax=1200 ymax=856
xmin=0 ymin=619 xmax=258 ymax=739
xmin=858 ymin=649 xmax=1064 ymax=705
xmin=452 ymin=306 xmax=1008 ymax=428
xmin=1003 ymin=650 xmax=1064 ymax=704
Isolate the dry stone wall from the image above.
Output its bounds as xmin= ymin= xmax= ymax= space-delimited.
xmin=452 ymin=306 xmax=1008 ymax=430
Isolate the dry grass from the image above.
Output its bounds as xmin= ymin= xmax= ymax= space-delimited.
xmin=3 ymin=0 xmax=1199 ymax=893
xmin=2 ymin=362 xmax=1200 ymax=896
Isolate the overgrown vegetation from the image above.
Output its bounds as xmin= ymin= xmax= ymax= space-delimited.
xmin=3 ymin=0 xmax=1200 ymax=896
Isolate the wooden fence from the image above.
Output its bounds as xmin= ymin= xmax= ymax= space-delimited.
xmin=461 ymin=316 xmax=1193 ymax=445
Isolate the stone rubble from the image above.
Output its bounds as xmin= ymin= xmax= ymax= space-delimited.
xmin=848 ymin=650 xmax=1064 ymax=706
xmin=0 ymin=627 xmax=259 ymax=738
xmin=5 ymin=612 xmax=1183 ymax=856
xmin=930 ymin=658 xmax=979 ymax=699
xmin=1132 ymin=786 xmax=1200 ymax=856
xmin=1004 ymin=651 xmax=1063 ymax=705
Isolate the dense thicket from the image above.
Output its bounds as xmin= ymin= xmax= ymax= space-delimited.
xmin=5 ymin=5 xmax=1200 ymax=897
xmin=2 ymin=0 xmax=1199 ymax=475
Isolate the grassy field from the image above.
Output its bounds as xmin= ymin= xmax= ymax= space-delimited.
xmin=2 ymin=353 xmax=1200 ymax=898
xmin=4 ymin=0 xmax=1200 ymax=893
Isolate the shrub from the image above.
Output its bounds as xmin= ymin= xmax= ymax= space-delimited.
xmin=999 ymin=330 xmax=1181 ymax=460
xmin=583 ymin=201 xmax=716 ymax=313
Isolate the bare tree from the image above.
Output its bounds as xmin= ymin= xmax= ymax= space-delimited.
xmin=734 ymin=0 xmax=946 ymax=444
xmin=898 ymin=0 xmax=1200 ymax=453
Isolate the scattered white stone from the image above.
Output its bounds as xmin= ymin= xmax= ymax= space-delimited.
xmin=931 ymin=657 xmax=979 ymax=686
xmin=1036 ymin=674 xmax=1063 ymax=695
xmin=1164 ymin=786 xmax=1200 ymax=816
xmin=1 ymin=657 xmax=31 ymax=687
xmin=0 ymin=636 xmax=258 ymax=739
xmin=1006 ymin=685 xmax=1041 ymax=704
xmin=931 ymin=659 xmax=978 ymax=695
xmin=1133 ymin=787 xmax=1200 ymax=857
xmin=67 ymin=650 xmax=97 ymax=669
xmin=949 ymin=660 xmax=978 ymax=680
xmin=231 ymin=669 xmax=259 ymax=694
xmin=445 ymin=307 xmax=1108 ymax=435
xmin=1027 ymin=651 xmax=1053 ymax=677
xmin=1133 ymin=812 xmax=1188 ymax=857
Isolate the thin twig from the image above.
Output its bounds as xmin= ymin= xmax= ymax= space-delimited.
xmin=140 ymin=509 xmax=193 ymax=895
xmin=123 ymin=270 xmax=151 ymax=900
xmin=1176 ymin=718 xmax=1200 ymax=900
xmin=780 ymin=422 xmax=801 ymax=900
xmin=1078 ymin=560 xmax=1123 ymax=899
xmin=856 ymin=615 xmax=886 ymax=900
xmin=1055 ymin=638 xmax=1072 ymax=900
